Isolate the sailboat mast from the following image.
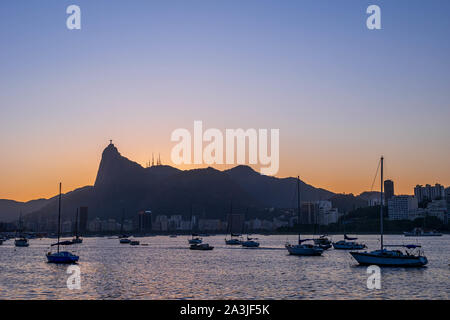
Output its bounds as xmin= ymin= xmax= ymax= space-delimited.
xmin=297 ymin=176 xmax=301 ymax=245
xmin=57 ymin=182 xmax=61 ymax=253
xmin=380 ymin=157 xmax=384 ymax=251
xmin=75 ymin=208 xmax=79 ymax=238
xmin=120 ymin=209 xmax=124 ymax=234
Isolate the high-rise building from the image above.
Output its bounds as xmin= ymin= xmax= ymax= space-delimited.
xmin=384 ymin=180 xmax=394 ymax=204
xmin=79 ymin=207 xmax=88 ymax=233
xmin=414 ymin=184 xmax=445 ymax=203
xmin=138 ymin=210 xmax=152 ymax=232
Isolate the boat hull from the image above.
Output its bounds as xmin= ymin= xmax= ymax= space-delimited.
xmin=225 ymin=239 xmax=241 ymax=245
xmin=350 ymin=252 xmax=428 ymax=267
xmin=333 ymin=242 xmax=366 ymax=250
xmin=14 ymin=240 xmax=29 ymax=247
xmin=242 ymin=241 xmax=260 ymax=248
xmin=188 ymin=239 xmax=202 ymax=244
xmin=47 ymin=252 xmax=79 ymax=264
xmin=189 ymin=244 xmax=214 ymax=250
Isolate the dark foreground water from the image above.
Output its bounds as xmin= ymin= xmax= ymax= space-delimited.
xmin=0 ymin=234 xmax=448 ymax=299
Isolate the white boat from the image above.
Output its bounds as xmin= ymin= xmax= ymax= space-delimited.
xmin=285 ymin=176 xmax=324 ymax=256
xmin=351 ymin=157 xmax=428 ymax=267
xmin=404 ymin=228 xmax=442 ymax=237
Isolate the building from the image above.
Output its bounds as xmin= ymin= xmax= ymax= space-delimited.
xmin=300 ymin=202 xmax=319 ymax=224
xmin=152 ymin=215 xmax=168 ymax=232
xmin=138 ymin=210 xmax=152 ymax=232
xmin=426 ymin=200 xmax=448 ymax=224
xmin=168 ymin=215 xmax=182 ymax=230
xmin=198 ymin=219 xmax=223 ymax=231
xmin=79 ymin=207 xmax=88 ymax=233
xmin=384 ymin=180 xmax=394 ymax=204
xmin=446 ymin=187 xmax=450 ymax=217
xmin=88 ymin=217 xmax=102 ymax=232
xmin=414 ymin=184 xmax=445 ymax=203
xmin=388 ymin=196 xmax=418 ymax=220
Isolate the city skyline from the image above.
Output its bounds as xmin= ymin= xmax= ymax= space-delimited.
xmin=1 ymin=1 xmax=450 ymax=201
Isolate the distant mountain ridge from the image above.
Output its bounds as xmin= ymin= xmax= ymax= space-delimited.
xmin=2 ymin=143 xmax=336 ymax=224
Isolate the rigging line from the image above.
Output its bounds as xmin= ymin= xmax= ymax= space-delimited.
xmin=370 ymin=158 xmax=381 ymax=192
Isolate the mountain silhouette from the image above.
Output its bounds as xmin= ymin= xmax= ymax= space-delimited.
xmin=3 ymin=143 xmax=336 ymax=226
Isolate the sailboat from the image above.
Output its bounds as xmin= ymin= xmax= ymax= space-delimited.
xmin=14 ymin=213 xmax=29 ymax=247
xmin=350 ymin=157 xmax=428 ymax=267
xmin=188 ymin=205 xmax=203 ymax=244
xmin=119 ymin=209 xmax=131 ymax=243
xmin=225 ymin=202 xmax=242 ymax=245
xmin=332 ymin=207 xmax=366 ymax=250
xmin=285 ymin=176 xmax=324 ymax=256
xmin=312 ymin=207 xmax=331 ymax=250
xmin=46 ymin=183 xmax=79 ymax=264
xmin=241 ymin=235 xmax=260 ymax=248
xmin=71 ymin=208 xmax=83 ymax=244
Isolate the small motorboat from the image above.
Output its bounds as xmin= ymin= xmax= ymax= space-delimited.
xmin=189 ymin=243 xmax=214 ymax=251
xmin=130 ymin=240 xmax=140 ymax=246
xmin=120 ymin=238 xmax=132 ymax=244
xmin=14 ymin=238 xmax=29 ymax=247
xmin=46 ymin=251 xmax=79 ymax=264
xmin=169 ymin=235 xmax=177 ymax=238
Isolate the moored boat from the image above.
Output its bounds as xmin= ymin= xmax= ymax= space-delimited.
xmin=241 ymin=236 xmax=260 ymax=248
xmin=285 ymin=176 xmax=324 ymax=256
xmin=47 ymin=183 xmax=79 ymax=264
xmin=350 ymin=157 xmax=428 ymax=267
xmin=189 ymin=243 xmax=214 ymax=250
xmin=14 ymin=238 xmax=29 ymax=247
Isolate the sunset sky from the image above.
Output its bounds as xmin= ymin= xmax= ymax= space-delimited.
xmin=1 ymin=0 xmax=449 ymax=201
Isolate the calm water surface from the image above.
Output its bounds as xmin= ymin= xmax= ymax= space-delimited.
xmin=0 ymin=235 xmax=449 ymax=299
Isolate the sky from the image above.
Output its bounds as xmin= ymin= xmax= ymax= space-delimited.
xmin=1 ymin=0 xmax=449 ymax=201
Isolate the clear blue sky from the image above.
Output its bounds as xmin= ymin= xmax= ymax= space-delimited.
xmin=1 ymin=0 xmax=449 ymax=200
